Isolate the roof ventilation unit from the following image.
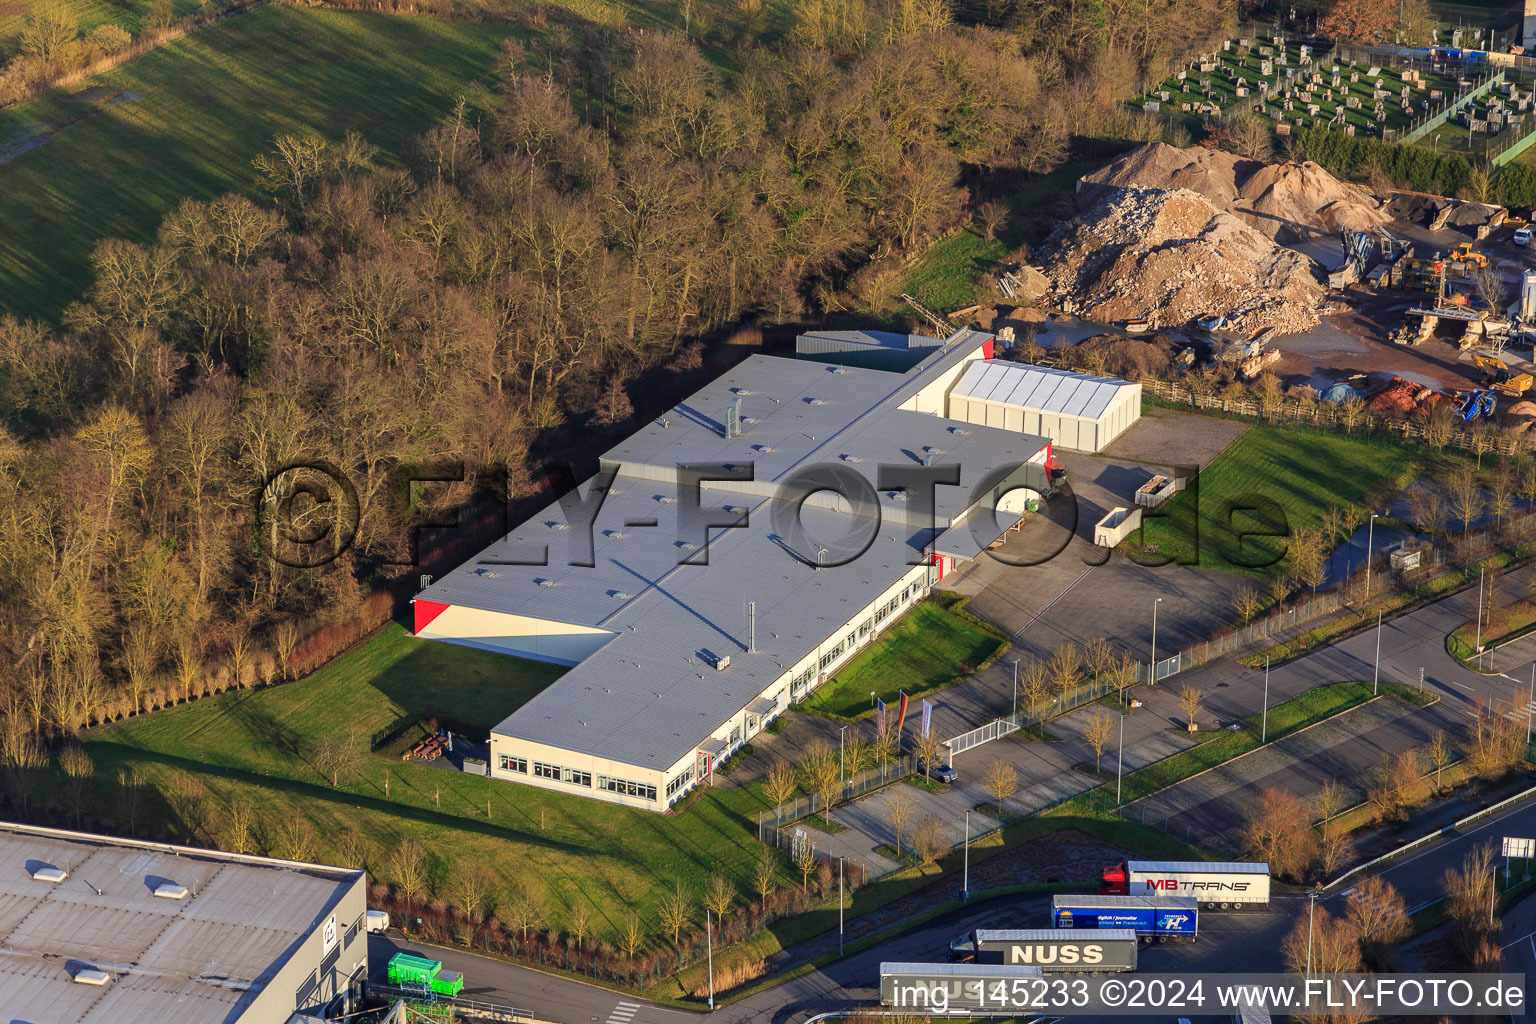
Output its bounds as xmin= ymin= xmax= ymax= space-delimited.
xmin=713 ymin=655 xmax=731 ymax=671
xmin=152 ymin=881 xmax=189 ymax=900
xmin=73 ymin=968 xmax=111 ymax=986
xmin=472 ymin=568 xmax=500 ymax=578
xmin=534 ymin=578 xmax=557 ymax=588
xmin=808 ymin=398 xmax=826 ymax=406
xmin=28 ymin=863 xmax=66 ymax=883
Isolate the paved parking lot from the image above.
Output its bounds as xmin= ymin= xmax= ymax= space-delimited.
xmin=1130 ymin=693 xmax=1459 ymax=852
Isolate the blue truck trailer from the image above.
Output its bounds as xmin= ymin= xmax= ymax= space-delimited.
xmin=1052 ymin=894 xmax=1198 ymax=942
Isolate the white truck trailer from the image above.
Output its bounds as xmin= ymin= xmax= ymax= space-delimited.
xmin=1100 ymin=860 xmax=1270 ymax=909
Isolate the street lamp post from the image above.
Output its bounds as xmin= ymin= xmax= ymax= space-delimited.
xmin=1262 ymin=655 xmax=1270 ymax=743
xmin=1373 ymin=609 xmax=1383 ymax=696
xmin=1306 ymin=893 xmax=1318 ymax=977
xmin=1012 ymin=659 xmax=1021 ymax=722
xmin=1365 ymin=512 xmax=1380 ymax=599
xmin=839 ymin=724 xmax=849 ymax=785
xmin=962 ymin=810 xmax=970 ymax=901
xmin=1150 ymin=597 xmax=1163 ymax=684
xmin=1528 ymin=662 xmax=1534 ymax=748
xmin=1116 ymin=713 xmax=1125 ymax=806
xmin=706 ymin=909 xmax=715 ymax=1009
xmin=839 ymin=856 xmax=844 ymax=956
xmin=1476 ymin=566 xmax=1486 ymax=669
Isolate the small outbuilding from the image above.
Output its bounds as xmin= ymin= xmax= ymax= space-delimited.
xmin=945 ymin=361 xmax=1141 ymax=453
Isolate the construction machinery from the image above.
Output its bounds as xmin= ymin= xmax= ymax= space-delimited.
xmin=1470 ymin=352 xmax=1534 ymax=396
xmin=1449 ymin=242 xmax=1489 ymax=269
xmin=1342 ymin=228 xmax=1374 ymax=281
xmin=1456 ymin=388 xmax=1498 ymax=422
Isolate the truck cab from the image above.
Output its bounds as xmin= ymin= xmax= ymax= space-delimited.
xmin=1515 ymin=226 xmax=1532 ymax=246
xmin=1099 ymin=863 xmax=1127 ymax=895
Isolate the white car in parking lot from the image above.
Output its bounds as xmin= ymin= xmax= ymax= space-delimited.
xmin=1515 ymin=225 xmax=1532 ymax=246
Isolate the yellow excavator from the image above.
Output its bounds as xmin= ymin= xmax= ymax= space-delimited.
xmin=1450 ymin=242 xmax=1490 ymax=269
xmin=1471 ymin=352 xmax=1534 ymax=396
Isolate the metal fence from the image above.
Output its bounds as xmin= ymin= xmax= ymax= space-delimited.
xmin=755 ymin=754 xmax=915 ymax=837
xmin=1142 ymin=377 xmax=1536 ymax=459
xmin=945 ymin=676 xmax=1125 ymax=758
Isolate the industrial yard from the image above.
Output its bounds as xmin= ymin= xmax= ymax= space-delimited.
xmin=1021 ymin=140 xmax=1536 ymax=440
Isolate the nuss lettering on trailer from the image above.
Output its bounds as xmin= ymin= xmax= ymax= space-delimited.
xmin=1007 ymin=943 xmax=1105 ymax=966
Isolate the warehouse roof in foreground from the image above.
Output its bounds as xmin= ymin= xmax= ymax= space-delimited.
xmin=0 ymin=821 xmax=361 ymax=1024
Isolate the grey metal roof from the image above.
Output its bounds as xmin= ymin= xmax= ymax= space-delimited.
xmin=420 ymin=335 xmax=1048 ymax=773
xmin=796 ymin=329 xmax=944 ymax=351
xmin=1126 ymin=861 xmax=1269 ymax=874
xmin=1052 ymin=895 xmax=1200 ymax=910
xmin=952 ymin=361 xmax=1135 ymax=421
xmin=974 ymin=929 xmax=1138 ymax=943
xmin=0 ymin=822 xmax=360 ymax=1024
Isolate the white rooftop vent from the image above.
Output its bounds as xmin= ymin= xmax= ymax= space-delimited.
xmin=839 ymin=454 xmax=861 ymax=462
xmin=731 ymin=387 xmax=752 ymax=395
xmin=153 ymin=881 xmax=189 ymax=900
xmin=472 ymin=568 xmax=500 ymax=578
xmin=752 ymin=444 xmax=775 ymax=453
xmin=534 ymin=578 xmax=557 ymax=588
xmin=714 ymin=655 xmax=731 ymax=671
xmin=29 ymin=863 xmax=66 ymax=883
xmin=829 ymin=366 xmax=849 ymax=374
xmin=656 ymin=495 xmax=677 ymax=504
xmin=73 ymin=968 xmax=111 ymax=986
xmin=604 ymin=530 xmax=627 ymax=539
xmin=545 ymin=520 xmax=568 ymax=530
xmin=808 ymin=398 xmax=826 ymax=406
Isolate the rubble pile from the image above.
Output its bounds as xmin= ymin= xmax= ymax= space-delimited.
xmin=1042 ymin=185 xmax=1328 ymax=334
xmin=1078 ymin=143 xmax=1256 ymax=209
xmin=1366 ymin=377 xmax=1434 ymax=414
xmin=1079 ymin=143 xmax=1390 ymax=242
xmin=1506 ymin=400 xmax=1536 ymax=434
xmin=1233 ymin=161 xmax=1392 ymax=241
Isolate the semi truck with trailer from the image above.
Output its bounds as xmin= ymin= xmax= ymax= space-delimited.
xmin=1099 ymin=860 xmax=1270 ymax=909
xmin=1052 ymin=894 xmax=1198 ymax=941
xmin=948 ymin=928 xmax=1138 ymax=972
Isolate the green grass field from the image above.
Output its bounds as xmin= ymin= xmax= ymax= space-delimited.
xmin=901 ymin=163 xmax=1085 ymax=314
xmin=0 ymin=0 xmax=213 ymax=63
xmin=802 ymin=599 xmax=1006 ymax=720
xmin=0 ymin=4 xmax=517 ymax=321
xmin=83 ymin=624 xmax=780 ymax=947
xmin=1139 ymin=425 xmax=1422 ymax=578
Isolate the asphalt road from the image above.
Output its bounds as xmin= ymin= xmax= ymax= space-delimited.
xmin=367 ymin=566 xmax=1536 ymax=1023
xmin=374 ymin=784 xmax=1536 ymax=1023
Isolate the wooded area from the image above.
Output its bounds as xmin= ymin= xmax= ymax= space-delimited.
xmin=0 ymin=1 xmax=1242 ymax=751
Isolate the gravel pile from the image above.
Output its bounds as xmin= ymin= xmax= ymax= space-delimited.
xmin=1080 ymin=142 xmax=1390 ymax=242
xmin=1043 ymin=185 xmax=1328 ymax=334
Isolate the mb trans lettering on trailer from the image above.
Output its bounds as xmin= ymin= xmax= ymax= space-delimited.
xmin=1101 ymin=860 xmax=1270 ymax=908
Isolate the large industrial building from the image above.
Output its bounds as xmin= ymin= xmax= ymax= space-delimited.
xmin=0 ymin=821 xmax=368 ymax=1024
xmin=414 ymin=328 xmax=1140 ymax=811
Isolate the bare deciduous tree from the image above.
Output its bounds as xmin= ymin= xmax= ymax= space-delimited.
xmin=1083 ymin=708 xmax=1115 ymax=774
xmin=887 ymin=787 xmax=917 ymax=856
xmin=983 ymin=758 xmax=1018 ymax=816
xmin=1177 ymin=684 xmax=1203 ymax=730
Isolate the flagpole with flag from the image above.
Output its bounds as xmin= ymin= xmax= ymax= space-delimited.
xmin=895 ymin=692 xmax=910 ymax=738
xmin=876 ymin=698 xmax=887 ymax=739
